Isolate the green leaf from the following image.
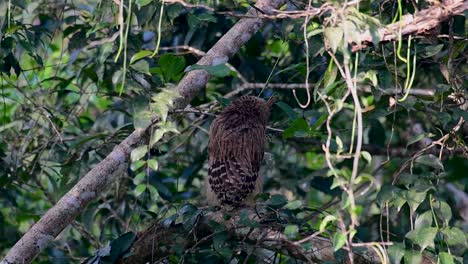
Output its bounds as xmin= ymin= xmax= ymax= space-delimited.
xmin=388 ymin=243 xmax=405 ymax=264
xmin=309 ymin=113 xmax=328 ymax=131
xmin=133 ymin=110 xmax=153 ymax=130
xmin=147 ymin=185 xmax=160 ymax=201
xmin=414 ymin=211 xmax=433 ymax=230
xmin=239 ymin=210 xmax=260 ymax=228
xmin=187 ymin=13 xmax=217 ymax=28
xmin=323 ymin=62 xmax=337 ymax=92
xmin=324 ymin=27 xmax=343 ymax=53
xmin=405 ymin=227 xmax=438 ymax=252
xmin=134 ymin=184 xmax=147 ymax=196
xmin=333 ymin=232 xmax=346 ymax=251
xmin=150 ymin=121 xmax=179 ymax=147
xmin=376 ymin=185 xmax=395 ymax=206
xmin=433 ymin=200 xmax=452 ymax=225
xmin=361 ymin=151 xmax=372 ymax=164
xmin=363 ymin=70 xmax=378 ymax=87
xmin=415 ymin=154 xmax=444 ymax=170
xmin=158 ymin=54 xmax=186 ymax=82
xmin=441 ymin=227 xmax=467 ymax=246
xmin=130 ymin=160 xmax=145 ymax=171
xmin=147 ymin=159 xmax=159 ymax=171
xmin=354 ymin=173 xmax=373 ymax=185
xmin=407 ymin=134 xmax=427 ymax=147
xmin=283 ymin=118 xmax=309 ymax=139
xmin=130 ymin=50 xmax=152 ymax=64
xmin=404 ymin=250 xmax=422 ymax=264
xmin=343 ymin=19 xmax=361 ymax=44
xmin=182 ymin=209 xmax=202 ymax=230
xmin=336 ymin=136 xmax=343 ymax=154
xmin=392 ymin=194 xmax=407 ymax=212
xmin=151 ymin=129 xmax=166 ymax=147
xmin=404 ymin=189 xmax=427 ymax=214
xmin=106 ymin=232 xmax=136 ymax=263
xmin=276 ymin=101 xmax=297 ymax=120
xmin=419 ymin=44 xmax=444 ymax=58
xmin=136 ymin=0 xmax=153 ymax=7
xmin=130 ymin=60 xmax=150 ymax=74
xmin=284 ymin=225 xmax=299 ymax=238
xmin=185 ymin=64 xmax=234 ymax=77
xmin=268 ymin=194 xmax=288 ymax=208
xmin=131 ymin=145 xmax=148 ymax=162
xmin=133 ymin=172 xmax=146 ymax=185
xmin=285 ymin=200 xmax=302 ymax=210
xmin=214 ymin=95 xmax=230 ymax=106
xmin=151 ymin=88 xmax=180 ymax=122
xmin=439 ymin=252 xmax=455 ymax=264
xmin=319 ymin=215 xmax=336 ymax=232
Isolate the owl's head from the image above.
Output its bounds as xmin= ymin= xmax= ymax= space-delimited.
xmin=224 ymin=96 xmax=276 ymax=125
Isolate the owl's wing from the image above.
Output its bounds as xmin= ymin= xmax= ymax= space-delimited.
xmin=208 ymin=122 xmax=265 ymax=206
xmin=208 ymin=159 xmax=259 ymax=206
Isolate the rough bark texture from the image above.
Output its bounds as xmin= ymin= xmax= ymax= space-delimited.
xmin=119 ymin=211 xmax=436 ymax=264
xmin=1 ymin=1 xmax=287 ymax=263
xmin=356 ymin=0 xmax=467 ymax=50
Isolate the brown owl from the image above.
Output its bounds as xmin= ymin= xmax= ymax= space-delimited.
xmin=207 ymin=96 xmax=275 ymax=208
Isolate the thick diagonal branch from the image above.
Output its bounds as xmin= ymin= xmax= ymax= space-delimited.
xmin=355 ymin=0 xmax=467 ymax=50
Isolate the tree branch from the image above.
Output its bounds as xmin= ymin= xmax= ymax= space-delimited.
xmin=117 ymin=211 xmax=354 ymax=264
xmin=354 ymin=0 xmax=468 ymax=51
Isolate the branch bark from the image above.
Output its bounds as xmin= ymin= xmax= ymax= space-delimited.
xmin=116 ymin=210 xmax=435 ymax=264
xmin=354 ymin=0 xmax=467 ymax=51
xmin=1 ymin=1 xmax=287 ymax=263
xmin=117 ymin=211 xmax=336 ymax=264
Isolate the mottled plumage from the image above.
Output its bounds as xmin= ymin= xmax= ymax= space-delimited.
xmin=207 ymin=96 xmax=275 ymax=208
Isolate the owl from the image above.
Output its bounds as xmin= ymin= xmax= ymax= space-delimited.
xmin=207 ymin=96 xmax=275 ymax=208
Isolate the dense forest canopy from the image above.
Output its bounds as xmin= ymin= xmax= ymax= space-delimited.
xmin=0 ymin=0 xmax=467 ymax=263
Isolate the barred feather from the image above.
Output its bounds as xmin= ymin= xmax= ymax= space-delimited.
xmin=207 ymin=96 xmax=274 ymax=207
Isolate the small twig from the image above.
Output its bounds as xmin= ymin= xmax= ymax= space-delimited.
xmin=87 ymin=31 xmax=120 ymax=49
xmin=392 ymin=116 xmax=465 ymax=184
xmin=294 ymin=230 xmax=322 ymax=245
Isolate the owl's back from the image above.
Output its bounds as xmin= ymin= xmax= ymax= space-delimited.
xmin=207 ymin=96 xmax=273 ymax=207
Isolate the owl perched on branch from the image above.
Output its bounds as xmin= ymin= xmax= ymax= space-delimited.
xmin=207 ymin=96 xmax=275 ymax=208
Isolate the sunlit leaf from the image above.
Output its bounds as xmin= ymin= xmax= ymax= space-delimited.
xmin=319 ymin=215 xmax=336 ymax=232
xmin=131 ymin=145 xmax=148 ymax=162
xmin=333 ymin=232 xmax=346 ymax=251
xmin=130 ymin=50 xmax=152 ymax=64
xmin=147 ymin=159 xmax=159 ymax=171
xmin=134 ymin=184 xmax=147 ymax=196
xmin=439 ymin=252 xmax=454 ymax=264
xmin=324 ymin=27 xmax=343 ymax=53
